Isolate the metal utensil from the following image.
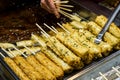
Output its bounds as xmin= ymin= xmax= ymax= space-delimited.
xmin=94 ymin=4 xmax=120 ymax=44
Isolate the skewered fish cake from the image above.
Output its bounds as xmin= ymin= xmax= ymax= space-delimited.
xmin=4 ymin=57 xmax=30 ymax=80
xmin=62 ymin=22 xmax=112 ymax=56
xmin=35 ymin=53 xmax=64 ymax=79
xmin=26 ymin=55 xmax=56 ymax=80
xmin=42 ymin=47 xmax=73 ymax=73
xmin=79 ymin=30 xmax=112 ymax=56
xmin=31 ymin=34 xmax=84 ymax=69
xmin=31 ymin=34 xmax=74 ymax=72
xmin=87 ymin=21 xmax=119 ymax=48
xmin=56 ymin=32 xmax=89 ymax=62
xmin=95 ymin=15 xmax=120 ymax=39
xmin=71 ymin=30 xmax=102 ymax=61
xmin=46 ymin=36 xmax=84 ymax=69
xmin=31 ymin=34 xmax=46 ymax=47
xmin=62 ymin=23 xmax=75 ymax=32
xmin=13 ymin=55 xmax=43 ymax=80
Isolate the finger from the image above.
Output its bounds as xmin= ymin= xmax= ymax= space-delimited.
xmin=45 ymin=0 xmax=56 ymax=11
xmin=46 ymin=0 xmax=60 ymax=18
xmin=54 ymin=9 xmax=60 ymax=18
xmin=40 ymin=0 xmax=52 ymax=13
xmin=55 ymin=0 xmax=61 ymax=7
xmin=54 ymin=0 xmax=60 ymax=18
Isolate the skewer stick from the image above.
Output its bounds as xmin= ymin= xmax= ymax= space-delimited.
xmin=112 ymin=67 xmax=120 ymax=75
xmin=44 ymin=23 xmax=57 ymax=34
xmin=116 ymin=73 xmax=120 ymax=77
xmin=60 ymin=10 xmax=72 ymax=17
xmin=23 ymin=45 xmax=36 ymax=55
xmin=35 ymin=24 xmax=55 ymax=48
xmin=13 ymin=47 xmax=27 ymax=58
xmin=1 ymin=48 xmax=13 ymax=58
xmin=59 ymin=10 xmax=81 ymax=21
xmin=32 ymin=32 xmax=46 ymax=48
xmin=59 ymin=7 xmax=72 ymax=12
xmin=59 ymin=9 xmax=81 ymax=21
xmin=40 ymin=29 xmax=55 ymax=36
xmin=8 ymin=49 xmax=16 ymax=57
xmin=57 ymin=23 xmax=70 ymax=34
xmin=59 ymin=10 xmax=73 ymax=19
xmin=31 ymin=34 xmax=44 ymax=46
xmin=36 ymin=24 xmax=61 ymax=53
xmin=36 ymin=23 xmax=50 ymax=37
xmin=0 ymin=52 xmax=5 ymax=58
xmin=60 ymin=5 xmax=74 ymax=7
xmin=99 ymin=72 xmax=108 ymax=80
xmin=40 ymin=31 xmax=63 ymax=56
xmin=41 ymin=31 xmax=48 ymax=38
xmin=54 ymin=1 xmax=69 ymax=4
xmin=51 ymin=26 xmax=59 ymax=33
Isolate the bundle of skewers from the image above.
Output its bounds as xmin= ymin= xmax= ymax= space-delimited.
xmin=54 ymin=0 xmax=82 ymax=21
xmin=54 ymin=0 xmax=74 ymax=12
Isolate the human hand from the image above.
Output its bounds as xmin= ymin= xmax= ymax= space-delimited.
xmin=40 ymin=0 xmax=60 ymax=18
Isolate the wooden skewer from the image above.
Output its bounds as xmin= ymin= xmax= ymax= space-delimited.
xmin=31 ymin=34 xmax=44 ymax=46
xmin=54 ymin=1 xmax=69 ymax=4
xmin=59 ymin=10 xmax=73 ymax=19
xmin=35 ymin=23 xmax=53 ymax=48
xmin=8 ymin=49 xmax=16 ymax=57
xmin=44 ymin=23 xmax=57 ymax=34
xmin=112 ymin=67 xmax=120 ymax=75
xmin=44 ymin=22 xmax=70 ymax=35
xmin=51 ymin=26 xmax=59 ymax=33
xmin=60 ymin=9 xmax=72 ymax=16
xmin=32 ymin=32 xmax=47 ymax=48
xmin=59 ymin=7 xmax=72 ymax=12
xmin=99 ymin=72 xmax=108 ymax=80
xmin=116 ymin=73 xmax=120 ymax=78
xmin=36 ymin=23 xmax=50 ymax=37
xmin=40 ymin=31 xmax=50 ymax=39
xmin=40 ymin=30 xmax=58 ymax=48
xmin=59 ymin=9 xmax=81 ymax=21
xmin=59 ymin=11 xmax=70 ymax=19
xmin=60 ymin=5 xmax=74 ymax=8
xmin=59 ymin=10 xmax=81 ymax=21
xmin=23 ymin=45 xmax=36 ymax=55
xmin=40 ymin=31 xmax=58 ymax=51
xmin=40 ymin=31 xmax=60 ymax=53
xmin=41 ymin=31 xmax=48 ymax=39
xmin=0 ymin=52 xmax=5 ymax=58
xmin=1 ymin=48 xmax=13 ymax=58
xmin=57 ymin=23 xmax=70 ymax=34
xmin=36 ymin=23 xmax=60 ymax=53
xmin=13 ymin=47 xmax=27 ymax=58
